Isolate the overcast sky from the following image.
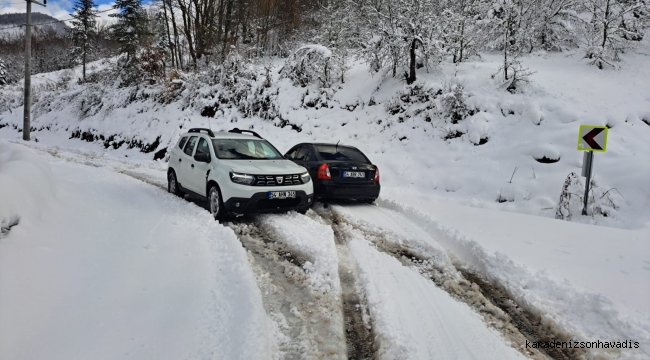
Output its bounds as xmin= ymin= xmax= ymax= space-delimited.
xmin=0 ymin=0 xmax=118 ymax=24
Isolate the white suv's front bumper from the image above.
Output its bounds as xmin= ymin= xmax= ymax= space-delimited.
xmin=222 ymin=181 xmax=314 ymax=213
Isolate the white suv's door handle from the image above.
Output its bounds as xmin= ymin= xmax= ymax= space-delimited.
xmin=178 ymin=158 xmax=182 ymax=162
xmin=191 ymin=164 xmax=194 ymax=168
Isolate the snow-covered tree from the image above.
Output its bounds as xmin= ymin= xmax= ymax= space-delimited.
xmin=438 ymin=0 xmax=482 ymax=63
xmin=478 ymin=0 xmax=536 ymax=90
xmin=109 ymin=0 xmax=149 ymax=62
xmin=68 ymin=0 xmax=98 ymax=82
xmin=0 ymin=58 xmax=8 ymax=86
xmin=581 ymin=0 xmax=649 ymax=68
xmin=355 ymin=0 xmax=442 ymax=84
xmin=318 ymin=1 xmax=356 ymax=83
xmin=534 ymin=0 xmax=582 ymax=51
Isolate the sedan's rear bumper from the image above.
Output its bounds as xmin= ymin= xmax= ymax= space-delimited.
xmin=224 ymin=191 xmax=313 ymax=214
xmin=316 ymin=181 xmax=381 ymax=200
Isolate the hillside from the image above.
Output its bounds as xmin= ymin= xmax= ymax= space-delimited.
xmin=1 ymin=44 xmax=649 ymax=230
xmin=0 ymin=12 xmax=68 ymax=38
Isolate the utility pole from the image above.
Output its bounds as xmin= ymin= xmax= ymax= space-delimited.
xmin=23 ymin=0 xmax=46 ymax=141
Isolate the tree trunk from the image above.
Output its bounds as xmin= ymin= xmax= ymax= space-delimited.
xmin=82 ymin=41 xmax=86 ymax=82
xmin=407 ymin=38 xmax=417 ymax=84
xmin=458 ymin=21 xmax=465 ymax=63
xmin=162 ymin=0 xmax=176 ymax=69
xmin=168 ymin=0 xmax=182 ymax=69
xmin=602 ymin=0 xmax=610 ymax=48
xmin=221 ymin=0 xmax=234 ymax=59
xmin=179 ymin=0 xmax=197 ymax=69
xmin=504 ymin=21 xmax=509 ymax=81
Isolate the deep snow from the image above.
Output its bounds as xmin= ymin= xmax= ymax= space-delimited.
xmin=0 ymin=141 xmax=272 ymax=360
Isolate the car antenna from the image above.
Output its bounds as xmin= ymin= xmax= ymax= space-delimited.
xmin=207 ymin=117 xmax=212 ymax=133
xmin=336 ymin=140 xmax=340 ymax=152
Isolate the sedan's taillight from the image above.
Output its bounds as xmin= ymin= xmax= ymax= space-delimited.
xmin=374 ymin=167 xmax=380 ymax=182
xmin=318 ymin=163 xmax=331 ymax=180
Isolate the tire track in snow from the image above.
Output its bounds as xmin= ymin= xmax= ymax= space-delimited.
xmin=328 ymin=204 xmax=585 ymax=360
xmin=310 ymin=210 xmax=376 ymax=360
xmin=228 ymin=218 xmax=348 ymax=360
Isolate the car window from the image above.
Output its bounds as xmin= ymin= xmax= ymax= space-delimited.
xmin=286 ymin=147 xmax=300 ymax=160
xmin=315 ymin=145 xmax=368 ymax=163
xmin=212 ymin=139 xmax=283 ymax=160
xmin=178 ymin=136 xmax=188 ymax=150
xmin=196 ymin=138 xmax=210 ymax=156
xmin=296 ymin=147 xmax=312 ymax=161
xmin=184 ymin=136 xmax=198 ymax=156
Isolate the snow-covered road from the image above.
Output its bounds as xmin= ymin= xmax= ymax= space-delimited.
xmin=0 ymin=156 xmax=271 ymax=360
xmin=2 ymin=141 xmax=648 ymax=360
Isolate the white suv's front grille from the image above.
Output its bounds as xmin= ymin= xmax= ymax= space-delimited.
xmin=255 ymin=174 xmax=301 ymax=186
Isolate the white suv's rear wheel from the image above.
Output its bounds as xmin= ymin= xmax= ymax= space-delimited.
xmin=208 ymin=185 xmax=224 ymax=220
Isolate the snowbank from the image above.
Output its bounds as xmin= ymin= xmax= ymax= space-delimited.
xmin=0 ymin=158 xmax=272 ymax=360
xmin=0 ymin=140 xmax=56 ymax=236
xmin=379 ymin=197 xmax=650 ymax=360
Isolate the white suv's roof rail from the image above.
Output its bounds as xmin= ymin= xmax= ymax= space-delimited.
xmin=228 ymin=128 xmax=263 ymax=139
xmin=188 ymin=128 xmax=215 ymax=137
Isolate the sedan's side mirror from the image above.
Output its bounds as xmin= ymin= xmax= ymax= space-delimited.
xmin=194 ymin=152 xmax=211 ymax=163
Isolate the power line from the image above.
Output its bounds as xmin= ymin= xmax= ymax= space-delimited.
xmin=0 ymin=2 xmax=27 ymax=5
xmin=0 ymin=7 xmax=114 ymax=30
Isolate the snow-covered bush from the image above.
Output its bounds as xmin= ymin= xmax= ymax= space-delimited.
xmin=280 ymin=45 xmax=340 ymax=88
xmin=440 ymin=83 xmax=470 ymax=123
xmin=555 ymin=172 xmax=584 ymax=220
xmin=555 ymin=172 xmax=623 ymax=221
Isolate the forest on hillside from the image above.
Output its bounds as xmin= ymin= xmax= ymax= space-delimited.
xmin=0 ymin=0 xmax=649 ymax=89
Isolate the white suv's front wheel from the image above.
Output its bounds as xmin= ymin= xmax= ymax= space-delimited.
xmin=208 ymin=184 xmax=225 ymax=221
xmin=168 ymin=171 xmax=182 ymax=197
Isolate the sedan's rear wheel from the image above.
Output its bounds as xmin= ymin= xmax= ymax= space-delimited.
xmin=208 ymin=185 xmax=224 ymax=221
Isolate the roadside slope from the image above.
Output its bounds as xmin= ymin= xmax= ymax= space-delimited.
xmin=0 ymin=148 xmax=271 ymax=360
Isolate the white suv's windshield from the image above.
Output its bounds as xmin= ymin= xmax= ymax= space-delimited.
xmin=212 ymin=139 xmax=284 ymax=160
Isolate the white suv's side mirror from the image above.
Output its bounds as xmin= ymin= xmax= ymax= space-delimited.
xmin=194 ymin=153 xmax=211 ymax=163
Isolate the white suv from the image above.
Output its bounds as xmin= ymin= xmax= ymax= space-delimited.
xmin=167 ymin=128 xmax=314 ymax=219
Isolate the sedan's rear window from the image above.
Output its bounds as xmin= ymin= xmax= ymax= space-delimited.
xmin=316 ymin=145 xmax=368 ymax=163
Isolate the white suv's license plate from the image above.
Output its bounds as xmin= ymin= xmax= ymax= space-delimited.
xmin=268 ymin=191 xmax=296 ymax=199
xmin=342 ymin=171 xmax=365 ymax=178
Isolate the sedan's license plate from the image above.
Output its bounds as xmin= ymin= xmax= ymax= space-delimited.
xmin=343 ymin=171 xmax=365 ymax=178
xmin=268 ymin=191 xmax=296 ymax=199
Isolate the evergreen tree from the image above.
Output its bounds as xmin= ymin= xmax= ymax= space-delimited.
xmin=69 ymin=0 xmax=98 ymax=82
xmin=109 ymin=0 xmax=149 ymax=63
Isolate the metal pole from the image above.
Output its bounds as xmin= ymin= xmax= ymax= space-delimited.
xmin=582 ymin=151 xmax=594 ymax=215
xmin=23 ymin=0 xmax=32 ymax=141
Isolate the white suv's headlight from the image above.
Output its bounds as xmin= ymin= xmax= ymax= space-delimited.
xmin=300 ymin=172 xmax=311 ymax=184
xmin=230 ymin=172 xmax=255 ymax=185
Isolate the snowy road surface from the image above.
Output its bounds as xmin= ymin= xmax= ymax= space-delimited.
xmin=1 ymin=142 xmax=648 ymax=360
xmin=0 ymin=157 xmax=271 ymax=360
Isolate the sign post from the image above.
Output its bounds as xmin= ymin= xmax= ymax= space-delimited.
xmin=577 ymin=125 xmax=608 ymax=215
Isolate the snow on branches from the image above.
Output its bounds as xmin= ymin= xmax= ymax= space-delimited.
xmin=0 ymin=59 xmax=8 ymax=86
xmin=280 ymin=45 xmax=341 ymax=88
